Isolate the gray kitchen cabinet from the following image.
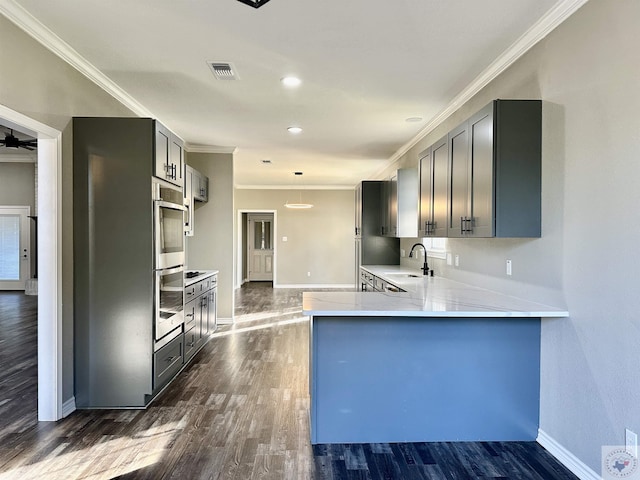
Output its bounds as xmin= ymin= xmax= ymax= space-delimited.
xmin=193 ymin=169 xmax=209 ymax=202
xmin=74 ymin=117 xmax=187 ymax=408
xmin=183 ymin=272 xmax=217 ymax=362
xmin=447 ymin=100 xmax=542 ymax=238
xmin=381 ymin=169 xmax=418 ymax=238
xmin=419 ymin=135 xmax=449 ymax=237
xmin=154 ymin=121 xmax=184 ymax=188
xmin=184 ymin=165 xmax=209 ymax=237
xmin=355 ymin=182 xmax=399 ymax=283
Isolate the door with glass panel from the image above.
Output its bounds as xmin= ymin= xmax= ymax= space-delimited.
xmin=0 ymin=206 xmax=31 ymax=290
xmin=247 ymin=214 xmax=274 ymax=282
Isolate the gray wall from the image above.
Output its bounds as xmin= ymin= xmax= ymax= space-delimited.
xmin=0 ymin=162 xmax=36 ymax=209
xmin=185 ymin=152 xmax=235 ymax=321
xmin=0 ymin=15 xmax=136 ymax=402
xmin=235 ymin=189 xmax=354 ymax=287
xmin=385 ymin=0 xmax=640 ymax=472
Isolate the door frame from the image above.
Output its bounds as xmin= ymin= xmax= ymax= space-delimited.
xmin=0 ymin=104 xmax=63 ymax=421
xmin=246 ymin=213 xmax=274 ymax=282
xmin=0 ymin=205 xmax=31 ymax=290
xmin=236 ymin=209 xmax=277 ymax=288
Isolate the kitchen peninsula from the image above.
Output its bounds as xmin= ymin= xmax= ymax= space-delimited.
xmin=302 ymin=266 xmax=568 ymax=445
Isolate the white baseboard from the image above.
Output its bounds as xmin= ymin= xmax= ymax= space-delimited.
xmin=62 ymin=396 xmax=76 ymax=418
xmin=274 ymin=284 xmax=355 ymax=289
xmin=537 ymin=429 xmax=600 ymax=480
xmin=217 ymin=317 xmax=233 ymax=325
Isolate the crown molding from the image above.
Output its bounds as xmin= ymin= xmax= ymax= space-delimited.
xmin=384 ymin=0 xmax=589 ymax=169
xmin=185 ymin=144 xmax=237 ymax=154
xmin=0 ymin=0 xmax=155 ymax=119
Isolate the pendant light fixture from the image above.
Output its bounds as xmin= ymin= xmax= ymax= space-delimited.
xmin=285 ymin=172 xmax=314 ymax=209
xmin=237 ymin=0 xmax=272 ymax=8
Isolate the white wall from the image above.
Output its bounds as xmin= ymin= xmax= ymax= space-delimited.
xmin=386 ymin=0 xmax=640 ymax=472
xmin=235 ymin=189 xmax=354 ymax=287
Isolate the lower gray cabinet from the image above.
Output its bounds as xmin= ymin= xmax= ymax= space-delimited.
xmin=183 ymin=272 xmax=217 ymax=364
xmin=154 ymin=334 xmax=184 ymax=391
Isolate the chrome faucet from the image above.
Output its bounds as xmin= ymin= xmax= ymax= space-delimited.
xmin=409 ymin=243 xmax=430 ymax=276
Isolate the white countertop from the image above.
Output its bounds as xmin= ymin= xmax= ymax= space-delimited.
xmin=302 ymin=265 xmax=568 ymax=318
xmin=185 ymin=269 xmax=218 ymax=287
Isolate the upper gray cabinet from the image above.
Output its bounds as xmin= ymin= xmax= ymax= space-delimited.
xmin=184 ymin=165 xmax=209 ymax=237
xmin=154 ymin=121 xmax=184 ymax=188
xmin=381 ymin=168 xmax=419 ymax=238
xmin=418 ymin=135 xmax=449 ymax=237
xmin=446 ymin=99 xmax=541 ymax=238
xmin=193 ymin=169 xmax=209 ymax=202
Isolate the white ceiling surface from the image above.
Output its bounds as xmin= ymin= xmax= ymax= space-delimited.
xmin=6 ymin=0 xmax=563 ymax=187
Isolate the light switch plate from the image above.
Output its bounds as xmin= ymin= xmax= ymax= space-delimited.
xmin=506 ymin=260 xmax=512 ymax=276
xmin=447 ymin=253 xmax=452 ymax=266
xmin=454 ymin=254 xmax=460 ymax=267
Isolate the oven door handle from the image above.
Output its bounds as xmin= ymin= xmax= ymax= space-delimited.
xmin=155 ymin=200 xmax=186 ymax=211
xmin=157 ymin=265 xmax=184 ymax=275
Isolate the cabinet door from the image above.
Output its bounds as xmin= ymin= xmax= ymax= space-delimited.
xmin=419 ymin=148 xmax=433 ymax=237
xmin=355 ymin=184 xmax=362 ymax=236
xmin=155 ymin=122 xmax=171 ymax=182
xmin=199 ymin=293 xmax=208 ymax=343
xmin=208 ymin=287 xmax=217 ymax=333
xmin=431 ymin=136 xmax=449 ymax=237
xmin=388 ymin=175 xmax=398 ymax=237
xmin=169 ymin=135 xmax=184 ymax=187
xmin=379 ymin=180 xmax=390 ymax=236
xmin=184 ymin=166 xmax=194 ymax=237
xmin=469 ymin=104 xmax=494 ymax=237
xmin=448 ymin=121 xmax=470 ymax=237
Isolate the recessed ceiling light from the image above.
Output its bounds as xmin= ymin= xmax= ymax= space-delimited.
xmin=287 ymin=126 xmax=303 ymax=134
xmin=281 ymin=76 xmax=302 ymax=88
xmin=405 ymin=117 xmax=423 ymax=123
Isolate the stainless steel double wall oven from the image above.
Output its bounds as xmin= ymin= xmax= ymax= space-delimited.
xmin=153 ymin=179 xmax=186 ymax=347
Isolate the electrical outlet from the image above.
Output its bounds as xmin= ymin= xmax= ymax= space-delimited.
xmin=626 ymin=428 xmax=638 ymax=458
xmin=307 ymin=271 xmax=311 ymax=277
xmin=506 ymin=259 xmax=512 ymax=276
xmin=454 ymin=254 xmax=460 ymax=267
xmin=447 ymin=253 xmax=452 ymax=266
xmin=401 ymin=249 xmax=405 ymax=258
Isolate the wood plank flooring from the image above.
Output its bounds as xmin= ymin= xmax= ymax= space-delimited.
xmin=0 ymin=285 xmax=579 ymax=480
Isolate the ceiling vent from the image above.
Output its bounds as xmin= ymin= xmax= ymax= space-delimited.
xmin=208 ymin=62 xmax=238 ymax=80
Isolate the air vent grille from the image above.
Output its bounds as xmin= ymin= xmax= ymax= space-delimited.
xmin=208 ymin=62 xmax=238 ymax=80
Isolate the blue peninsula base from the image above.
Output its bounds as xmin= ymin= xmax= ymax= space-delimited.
xmin=310 ymin=316 xmax=541 ymax=444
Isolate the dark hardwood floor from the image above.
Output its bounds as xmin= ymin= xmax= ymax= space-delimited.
xmin=0 ymin=285 xmax=578 ymax=480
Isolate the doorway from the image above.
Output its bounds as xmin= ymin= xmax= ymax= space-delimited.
xmin=0 ymin=104 xmax=62 ymax=421
xmin=247 ymin=213 xmax=274 ymax=282
xmin=0 ymin=206 xmax=31 ymax=290
xmin=237 ymin=209 xmax=277 ymax=288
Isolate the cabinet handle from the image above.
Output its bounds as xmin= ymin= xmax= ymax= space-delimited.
xmin=461 ymin=216 xmax=473 ymax=234
xmin=165 ymin=355 xmax=178 ymax=363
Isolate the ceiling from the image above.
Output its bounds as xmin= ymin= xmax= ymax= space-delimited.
xmin=3 ymin=0 xmax=570 ymax=187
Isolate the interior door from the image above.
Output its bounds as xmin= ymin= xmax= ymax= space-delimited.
xmin=247 ymin=214 xmax=274 ymax=282
xmin=0 ymin=206 xmax=31 ymax=290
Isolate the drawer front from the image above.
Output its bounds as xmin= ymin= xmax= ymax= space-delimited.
xmin=153 ymin=335 xmax=183 ymax=389
xmin=184 ymin=298 xmax=197 ymax=331
xmin=185 ymin=284 xmax=197 ymax=301
xmin=184 ymin=326 xmax=197 ymax=363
